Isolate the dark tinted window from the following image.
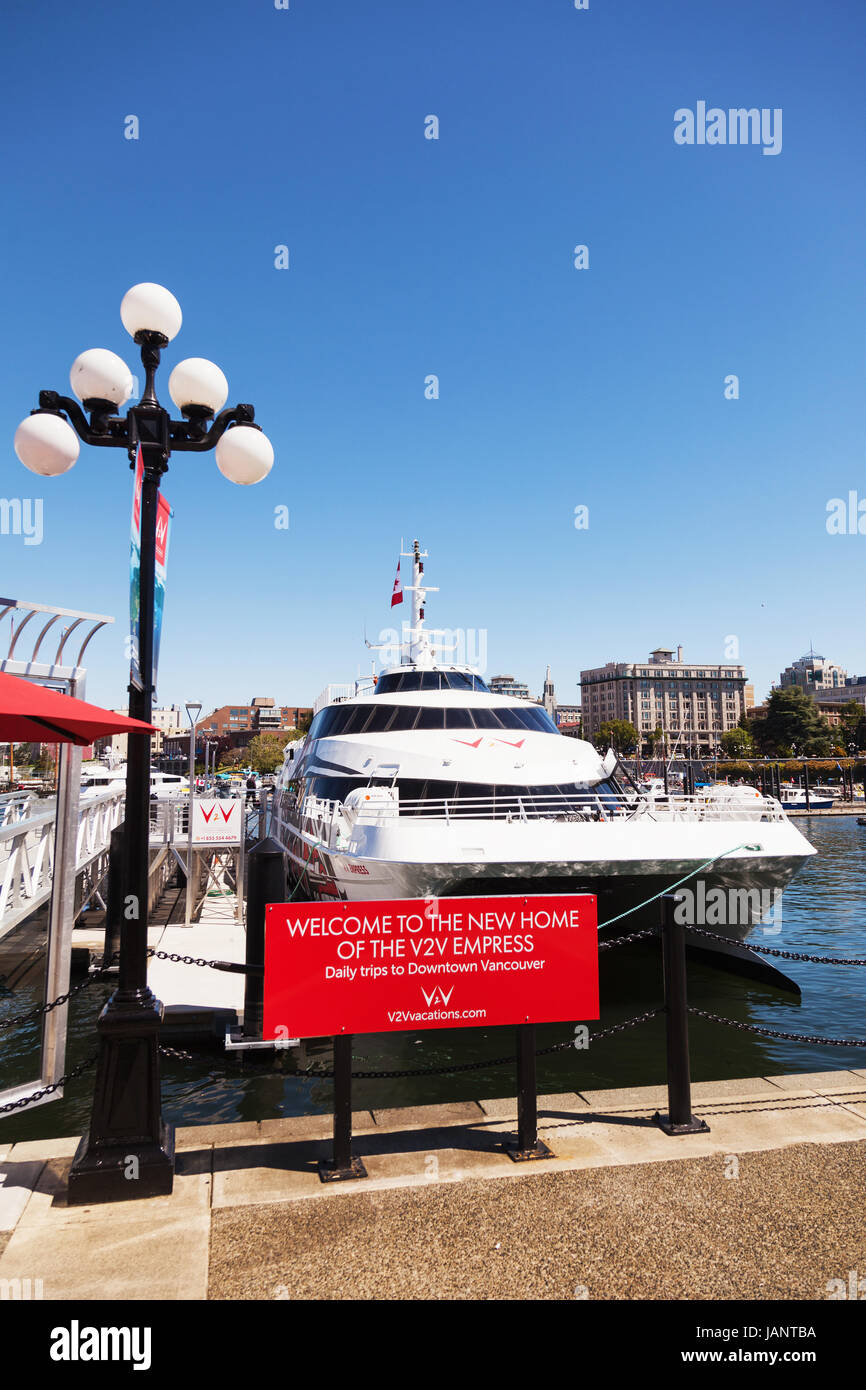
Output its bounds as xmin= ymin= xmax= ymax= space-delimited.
xmin=388 ymin=705 xmax=419 ymax=731
xmin=341 ymin=706 xmax=374 ymax=734
xmin=309 ymin=701 xmax=558 ymax=737
xmin=363 ymin=705 xmax=396 ymax=733
xmin=414 ymin=707 xmax=446 ymax=729
xmin=472 ymin=708 xmax=507 ymax=729
xmin=373 ymin=670 xmax=490 ymax=695
xmin=444 ymin=708 xmax=477 ymax=728
xmin=373 ymin=672 xmax=406 ymax=694
xmin=523 ymin=707 xmax=558 ymax=733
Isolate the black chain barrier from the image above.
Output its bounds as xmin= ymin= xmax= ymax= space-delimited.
xmin=684 ymin=925 xmax=866 ymax=966
xmin=689 ymin=1006 xmax=866 ymax=1048
xmin=154 ymin=1006 xmax=665 ymax=1078
xmin=0 ymin=1053 xmax=98 ymax=1115
xmin=7 ymin=902 xmax=866 ymax=1105
xmin=0 ymin=956 xmax=119 ymax=1033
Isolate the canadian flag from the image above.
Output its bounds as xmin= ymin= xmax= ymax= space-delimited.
xmin=390 ymin=559 xmax=403 ymax=607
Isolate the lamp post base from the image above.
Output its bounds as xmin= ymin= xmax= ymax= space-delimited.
xmin=67 ymin=1122 xmax=175 ymax=1204
xmin=67 ymin=990 xmax=176 ymax=1205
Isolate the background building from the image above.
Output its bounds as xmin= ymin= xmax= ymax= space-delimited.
xmin=580 ymin=647 xmax=749 ymax=755
xmin=779 ymin=651 xmax=847 ymax=693
xmin=489 ymin=675 xmax=531 ymax=700
xmin=95 ymin=704 xmax=184 ymax=764
xmin=195 ymin=698 xmax=311 ymax=739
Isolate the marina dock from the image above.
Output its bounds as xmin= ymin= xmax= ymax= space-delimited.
xmin=2 ymin=1068 xmax=866 ymax=1300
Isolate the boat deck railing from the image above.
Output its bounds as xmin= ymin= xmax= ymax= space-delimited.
xmin=298 ymin=790 xmax=787 ymax=832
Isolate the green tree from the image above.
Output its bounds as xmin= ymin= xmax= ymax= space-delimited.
xmin=752 ymin=688 xmax=834 ymax=757
xmin=218 ymin=746 xmax=247 ymax=770
xmin=720 ymin=726 xmax=754 ymax=758
xmin=29 ymin=751 xmax=54 ymax=778
xmin=595 ymin=719 xmax=639 ymax=753
xmin=246 ymin=733 xmax=287 ymax=774
xmin=836 ymin=699 xmax=866 ymax=751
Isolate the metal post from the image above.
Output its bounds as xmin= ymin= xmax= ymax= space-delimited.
xmin=653 ymin=894 xmax=710 ymax=1136
xmin=243 ymin=836 xmax=286 ymax=1038
xmin=803 ymin=761 xmax=810 ymax=812
xmin=68 ymin=461 xmax=174 ymax=1203
xmin=186 ymin=723 xmax=196 ymax=924
xmin=101 ymin=824 xmax=125 ymax=970
xmin=505 ymin=1023 xmax=552 ymax=1161
xmin=319 ymin=1035 xmax=367 ymax=1181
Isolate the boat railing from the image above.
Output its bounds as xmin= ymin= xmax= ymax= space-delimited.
xmin=299 ymin=790 xmax=787 ymax=828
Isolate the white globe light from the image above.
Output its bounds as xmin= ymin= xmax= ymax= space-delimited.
xmin=120 ymin=282 xmax=182 ymax=342
xmin=69 ymin=348 xmax=134 ymax=405
xmin=168 ymin=358 xmax=229 ymax=413
xmin=215 ymin=426 xmax=274 ymax=485
xmin=14 ymin=413 xmax=80 ymax=477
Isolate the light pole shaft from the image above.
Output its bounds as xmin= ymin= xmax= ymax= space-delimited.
xmin=121 ymin=461 xmax=160 ymax=998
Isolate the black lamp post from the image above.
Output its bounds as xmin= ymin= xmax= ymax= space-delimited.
xmin=14 ymin=282 xmax=273 ymax=1202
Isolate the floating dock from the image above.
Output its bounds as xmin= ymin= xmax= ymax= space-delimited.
xmin=2 ymin=1068 xmax=866 ymax=1300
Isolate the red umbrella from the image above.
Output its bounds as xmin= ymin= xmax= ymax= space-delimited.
xmin=0 ymin=669 xmax=156 ymax=746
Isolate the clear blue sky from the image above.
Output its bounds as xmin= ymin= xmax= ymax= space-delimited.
xmin=2 ymin=0 xmax=864 ymax=715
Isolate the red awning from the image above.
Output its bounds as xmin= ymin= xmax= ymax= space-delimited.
xmin=0 ymin=669 xmax=157 ymax=746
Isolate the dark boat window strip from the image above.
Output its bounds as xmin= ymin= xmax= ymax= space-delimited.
xmin=373 ymin=671 xmax=492 ymax=695
xmin=277 ymin=776 xmax=621 ymax=820
xmin=308 ymin=702 xmax=559 ymax=737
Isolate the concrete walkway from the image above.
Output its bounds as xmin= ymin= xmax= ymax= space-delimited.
xmin=1 ymin=1069 xmax=866 ymax=1299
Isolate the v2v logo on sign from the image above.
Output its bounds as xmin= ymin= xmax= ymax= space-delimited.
xmin=421 ymin=986 xmax=453 ymax=1007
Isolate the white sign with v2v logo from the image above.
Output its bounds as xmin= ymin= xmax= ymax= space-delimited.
xmin=191 ymin=799 xmax=242 ymax=844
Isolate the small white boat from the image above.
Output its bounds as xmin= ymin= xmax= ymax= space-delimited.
xmin=779 ymin=786 xmax=834 ymax=811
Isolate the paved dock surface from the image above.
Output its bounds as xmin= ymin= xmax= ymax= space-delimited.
xmin=2 ymin=1069 xmax=866 ymax=1300
xmin=73 ymin=883 xmax=246 ymax=1039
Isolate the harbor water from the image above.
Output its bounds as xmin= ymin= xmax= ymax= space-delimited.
xmin=2 ymin=816 xmax=865 ymax=1143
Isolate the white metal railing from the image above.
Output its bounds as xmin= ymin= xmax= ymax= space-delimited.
xmin=297 ymin=789 xmax=786 ymax=830
xmin=313 ymin=679 xmax=377 ymax=714
xmin=0 ymin=791 xmax=37 ymax=827
xmin=0 ymin=785 xmax=126 ymax=938
xmin=149 ymin=797 xmax=190 ymax=842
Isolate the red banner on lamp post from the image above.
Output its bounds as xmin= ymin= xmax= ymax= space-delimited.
xmin=263 ymin=893 xmax=598 ymax=1039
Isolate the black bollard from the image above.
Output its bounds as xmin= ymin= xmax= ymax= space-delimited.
xmin=243 ymin=835 xmax=286 ymax=1039
xmin=319 ymin=1035 xmax=367 ymax=1181
xmin=653 ymin=894 xmax=710 ymax=1136
xmin=505 ymin=1023 xmax=553 ymax=1161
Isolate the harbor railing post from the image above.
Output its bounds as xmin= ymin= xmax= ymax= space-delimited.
xmin=243 ymin=835 xmax=286 ymax=1038
xmin=319 ymin=1034 xmax=367 ymax=1181
xmin=653 ymin=894 xmax=710 ymax=1136
xmin=505 ymin=1023 xmax=553 ymax=1161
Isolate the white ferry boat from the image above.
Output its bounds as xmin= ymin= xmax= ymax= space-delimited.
xmin=80 ymin=765 xmax=189 ymax=800
xmin=271 ymin=542 xmax=816 ymax=950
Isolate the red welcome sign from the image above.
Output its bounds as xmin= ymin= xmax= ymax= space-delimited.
xmin=263 ymin=894 xmax=598 ymax=1039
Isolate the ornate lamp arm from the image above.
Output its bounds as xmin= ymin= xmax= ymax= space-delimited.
xmin=169 ymin=403 xmax=258 ymax=452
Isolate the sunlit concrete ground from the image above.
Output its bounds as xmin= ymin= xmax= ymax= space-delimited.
xmin=1 ymin=1069 xmax=865 ymax=1300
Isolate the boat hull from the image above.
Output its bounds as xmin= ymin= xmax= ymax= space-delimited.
xmin=274 ymin=811 xmax=811 ymax=948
